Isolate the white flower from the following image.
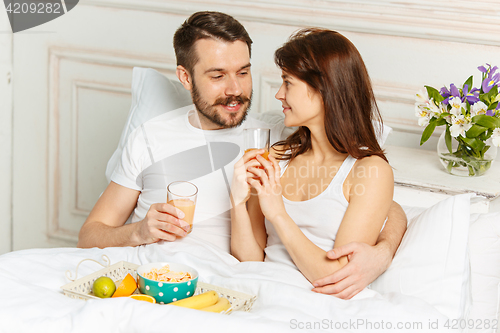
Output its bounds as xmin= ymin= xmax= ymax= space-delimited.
xmin=415 ymin=106 xmax=432 ymax=126
xmin=471 ymin=101 xmax=488 ymax=117
xmin=429 ymin=99 xmax=443 ymax=115
xmin=439 ymin=103 xmax=448 ymax=114
xmin=415 ymin=92 xmax=442 ymax=127
xmin=415 ymin=90 xmax=429 ymax=105
xmin=492 ymin=128 xmax=500 ymax=147
xmin=449 ymin=96 xmax=465 ymax=116
xmin=449 ymin=115 xmax=472 ymax=137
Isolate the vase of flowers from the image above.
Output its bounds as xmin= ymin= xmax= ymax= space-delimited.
xmin=416 ymin=64 xmax=500 ymax=176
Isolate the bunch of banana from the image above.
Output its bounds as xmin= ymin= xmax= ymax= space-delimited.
xmin=169 ymin=290 xmax=231 ymax=313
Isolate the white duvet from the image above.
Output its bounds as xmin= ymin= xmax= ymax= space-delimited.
xmin=0 ymin=236 xmax=447 ymax=333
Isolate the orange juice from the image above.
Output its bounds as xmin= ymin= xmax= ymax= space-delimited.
xmin=244 ymin=148 xmax=269 ymax=160
xmin=167 ymin=198 xmax=196 ymax=233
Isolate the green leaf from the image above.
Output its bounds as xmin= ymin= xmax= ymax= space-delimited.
xmin=490 ymin=101 xmax=498 ymax=110
xmin=480 ymin=94 xmax=490 ymax=105
xmin=491 ymin=85 xmax=498 ymax=95
xmin=420 ymin=118 xmax=437 ymax=145
xmin=472 ymin=115 xmax=500 ymax=129
xmin=446 ymin=160 xmax=453 ymax=173
xmin=461 ymin=137 xmax=485 ymax=153
xmin=479 ymin=129 xmax=492 ymax=141
xmin=425 ymin=86 xmax=444 ymax=103
xmin=445 ymin=127 xmax=452 ymax=154
xmin=485 ymin=86 xmax=499 ymax=102
xmin=481 ymin=145 xmax=491 ymax=159
xmin=435 ymin=118 xmax=447 ymax=126
xmin=463 ymin=75 xmax=473 ymax=90
xmin=466 ymin=124 xmax=488 ymax=138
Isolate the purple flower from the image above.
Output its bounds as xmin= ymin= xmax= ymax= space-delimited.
xmin=487 ymin=109 xmax=495 ymax=116
xmin=462 ymin=84 xmax=480 ymax=104
xmin=482 ymin=72 xmax=500 ymax=93
xmin=440 ymin=83 xmax=461 ymax=104
xmin=479 ymin=64 xmax=499 ymax=75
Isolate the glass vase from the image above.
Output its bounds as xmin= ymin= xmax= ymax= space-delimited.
xmin=437 ymin=131 xmax=497 ymax=177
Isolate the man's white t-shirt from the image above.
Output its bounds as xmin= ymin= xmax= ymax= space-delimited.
xmin=111 ymin=106 xmax=288 ymax=252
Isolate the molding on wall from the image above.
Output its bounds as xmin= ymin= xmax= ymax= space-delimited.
xmin=373 ymin=81 xmax=424 ymax=135
xmin=49 ymin=48 xmax=177 ymax=72
xmin=70 ymin=81 xmax=132 ymax=218
xmin=259 ymin=75 xmax=281 ymax=114
xmin=47 ymin=48 xmax=174 ymax=243
xmin=0 ymin=16 xmax=13 ymax=254
xmin=85 ymin=0 xmax=500 ymax=46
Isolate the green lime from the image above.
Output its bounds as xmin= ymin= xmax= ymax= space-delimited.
xmin=92 ymin=276 xmax=116 ymax=298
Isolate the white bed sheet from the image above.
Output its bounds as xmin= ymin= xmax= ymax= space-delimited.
xmin=0 ymin=236 xmax=448 ymax=333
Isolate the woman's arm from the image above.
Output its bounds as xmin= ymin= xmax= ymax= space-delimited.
xmin=230 ymin=151 xmax=268 ymax=261
xmin=230 ymin=193 xmax=267 ymax=261
xmin=250 ymin=154 xmax=393 ymax=283
xmin=311 ymin=201 xmax=407 ymax=299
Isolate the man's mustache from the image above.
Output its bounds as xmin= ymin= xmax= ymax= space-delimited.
xmin=213 ymin=95 xmax=251 ymax=106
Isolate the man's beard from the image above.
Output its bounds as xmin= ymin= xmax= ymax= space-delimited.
xmin=191 ymin=80 xmax=252 ymax=129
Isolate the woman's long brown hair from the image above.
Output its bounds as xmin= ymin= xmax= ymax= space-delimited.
xmin=273 ymin=28 xmax=387 ymax=163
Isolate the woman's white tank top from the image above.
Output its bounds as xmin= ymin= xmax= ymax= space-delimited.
xmin=264 ymin=155 xmax=357 ymax=267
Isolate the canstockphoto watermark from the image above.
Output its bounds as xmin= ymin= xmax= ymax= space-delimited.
xmin=290 ymin=318 xmax=499 ymax=331
xmin=290 ymin=319 xmax=424 ymax=331
xmin=3 ymin=0 xmax=79 ymax=33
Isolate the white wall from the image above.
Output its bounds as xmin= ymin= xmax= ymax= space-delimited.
xmin=0 ymin=7 xmax=12 ymax=254
xmin=5 ymin=0 xmax=500 ymax=251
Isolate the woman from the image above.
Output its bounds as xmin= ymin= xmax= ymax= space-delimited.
xmin=230 ymin=28 xmax=393 ymax=288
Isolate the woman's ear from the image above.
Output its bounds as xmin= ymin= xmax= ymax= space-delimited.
xmin=176 ymin=65 xmax=193 ymax=91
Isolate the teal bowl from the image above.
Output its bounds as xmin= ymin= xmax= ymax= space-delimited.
xmin=136 ymin=262 xmax=198 ymax=304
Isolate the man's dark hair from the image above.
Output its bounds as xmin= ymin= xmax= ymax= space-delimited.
xmin=173 ymin=11 xmax=253 ymax=75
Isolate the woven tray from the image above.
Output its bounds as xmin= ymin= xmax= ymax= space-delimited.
xmin=61 ymin=255 xmax=257 ymax=313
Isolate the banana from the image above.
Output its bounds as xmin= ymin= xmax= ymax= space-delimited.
xmin=169 ymin=290 xmax=218 ymax=309
xmin=199 ymin=297 xmax=231 ymax=313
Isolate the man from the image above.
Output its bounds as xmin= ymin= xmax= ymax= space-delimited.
xmin=78 ymin=11 xmax=406 ymax=299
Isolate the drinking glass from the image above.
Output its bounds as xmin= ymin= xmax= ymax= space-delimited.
xmin=243 ymin=128 xmax=270 ymax=160
xmin=166 ymin=181 xmax=198 ymax=234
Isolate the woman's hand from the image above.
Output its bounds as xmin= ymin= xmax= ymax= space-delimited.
xmin=247 ymin=155 xmax=287 ymax=222
xmin=231 ymin=149 xmax=265 ymax=207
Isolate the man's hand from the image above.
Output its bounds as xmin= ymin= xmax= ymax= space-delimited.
xmin=312 ymin=242 xmax=392 ymax=299
xmin=135 ymin=203 xmax=191 ymax=244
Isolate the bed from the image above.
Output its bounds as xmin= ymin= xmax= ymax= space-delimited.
xmin=1 ymin=68 xmax=499 ymax=333
xmin=0 ymin=200 xmax=499 ymax=333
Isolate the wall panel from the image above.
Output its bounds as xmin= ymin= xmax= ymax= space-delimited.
xmin=0 ymin=7 xmax=13 ymax=254
xmin=47 ymin=49 xmax=178 ymax=243
xmin=10 ymin=1 xmax=500 ymax=250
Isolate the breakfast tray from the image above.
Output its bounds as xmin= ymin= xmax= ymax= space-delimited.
xmin=61 ymin=255 xmax=257 ymax=313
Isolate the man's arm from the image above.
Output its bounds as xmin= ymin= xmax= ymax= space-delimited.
xmin=312 ymin=201 xmax=407 ymax=299
xmin=77 ymin=181 xmax=190 ymax=248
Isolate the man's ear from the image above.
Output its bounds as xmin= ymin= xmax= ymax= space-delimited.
xmin=176 ymin=65 xmax=193 ymax=91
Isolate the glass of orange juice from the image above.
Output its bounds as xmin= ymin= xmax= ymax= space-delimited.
xmin=167 ymin=181 xmax=198 ymax=234
xmin=243 ymin=128 xmax=270 ymax=160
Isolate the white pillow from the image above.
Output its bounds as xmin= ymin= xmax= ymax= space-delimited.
xmin=371 ymin=193 xmax=473 ymax=320
xmin=468 ymin=211 xmax=500 ymax=324
xmin=105 ymin=67 xmax=192 ymax=182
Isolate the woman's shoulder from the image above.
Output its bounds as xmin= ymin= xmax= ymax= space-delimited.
xmin=351 ymin=154 xmax=393 ymax=180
